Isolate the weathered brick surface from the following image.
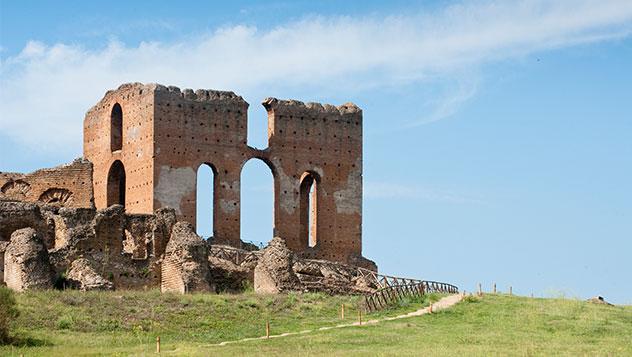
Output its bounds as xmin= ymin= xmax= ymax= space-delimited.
xmin=84 ymin=83 xmax=155 ymax=214
xmin=0 ymin=159 xmax=94 ymax=209
xmin=83 ymin=83 xmax=371 ymax=267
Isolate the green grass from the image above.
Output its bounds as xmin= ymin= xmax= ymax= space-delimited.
xmin=1 ymin=291 xmax=631 ymax=356
xmin=0 ymin=289 xmax=438 ymax=356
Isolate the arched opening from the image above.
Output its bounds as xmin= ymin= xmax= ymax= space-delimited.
xmin=196 ymin=163 xmax=217 ymax=239
xmin=300 ymin=172 xmax=319 ymax=248
xmin=110 ymin=103 xmax=123 ymax=151
xmin=240 ymin=158 xmax=275 ymax=248
xmin=106 ymin=160 xmax=126 ymax=207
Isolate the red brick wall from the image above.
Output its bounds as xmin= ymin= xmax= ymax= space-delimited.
xmin=83 ymin=83 xmax=366 ymax=266
xmin=84 ymin=83 xmax=155 ymax=214
xmin=151 ymin=86 xmax=250 ymax=246
xmin=261 ymin=98 xmax=363 ymax=261
xmin=0 ymin=159 xmax=94 ymax=208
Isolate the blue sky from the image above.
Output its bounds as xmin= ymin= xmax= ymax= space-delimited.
xmin=1 ymin=1 xmax=631 ymax=303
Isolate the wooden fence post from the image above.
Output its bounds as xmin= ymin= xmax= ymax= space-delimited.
xmin=509 ymin=286 xmax=512 ymax=296
xmin=358 ymin=309 xmax=362 ymax=326
xmin=156 ymin=336 xmax=160 ymax=353
xmin=341 ymin=303 xmax=345 ymax=319
xmin=266 ymin=320 xmax=270 ymax=339
xmin=478 ymin=283 xmax=482 ymax=296
xmin=493 ymin=283 xmax=496 ymax=294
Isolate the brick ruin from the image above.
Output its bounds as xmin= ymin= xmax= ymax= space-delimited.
xmin=0 ymin=82 xmax=376 ymax=293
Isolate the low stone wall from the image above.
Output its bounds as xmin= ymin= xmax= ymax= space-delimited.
xmin=0 ymin=159 xmax=94 ymax=209
xmin=1 ymin=200 xmax=376 ymax=295
xmin=253 ymin=237 xmax=377 ymax=295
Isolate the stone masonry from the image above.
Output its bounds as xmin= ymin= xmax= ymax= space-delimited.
xmin=0 ymin=159 xmax=94 ymax=209
xmin=83 ymin=83 xmax=367 ymax=267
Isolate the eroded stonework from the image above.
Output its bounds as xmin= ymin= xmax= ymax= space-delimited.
xmin=0 ymin=159 xmax=93 ymax=209
xmin=83 ymin=83 xmax=369 ymax=267
xmin=0 ymin=201 xmax=375 ymax=294
xmin=1 ymin=82 xmax=376 ymax=292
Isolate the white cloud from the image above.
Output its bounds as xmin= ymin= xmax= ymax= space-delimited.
xmin=406 ymin=75 xmax=480 ymax=127
xmin=1 ymin=0 xmax=632 ymax=154
xmin=364 ymin=181 xmax=486 ymax=204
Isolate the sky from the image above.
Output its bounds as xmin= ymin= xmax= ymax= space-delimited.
xmin=1 ymin=0 xmax=631 ymax=304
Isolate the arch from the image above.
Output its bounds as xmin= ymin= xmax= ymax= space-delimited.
xmin=300 ymin=171 xmax=320 ymax=248
xmin=1 ymin=179 xmax=31 ymax=199
xmin=240 ymin=157 xmax=276 ymax=247
xmin=196 ymin=163 xmax=218 ymax=239
xmin=38 ymin=188 xmax=73 ymax=206
xmin=106 ymin=160 xmax=126 ymax=207
xmin=110 ymin=103 xmax=123 ymax=151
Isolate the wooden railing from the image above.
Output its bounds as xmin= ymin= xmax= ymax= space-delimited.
xmin=363 ymin=278 xmax=459 ymax=312
xmin=207 ymin=245 xmax=458 ymax=312
xmin=357 ymin=267 xmax=458 ymax=312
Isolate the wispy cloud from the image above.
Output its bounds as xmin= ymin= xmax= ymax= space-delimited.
xmin=1 ymin=0 xmax=631 ymax=154
xmin=406 ymin=75 xmax=480 ymax=127
xmin=364 ymin=181 xmax=486 ymax=204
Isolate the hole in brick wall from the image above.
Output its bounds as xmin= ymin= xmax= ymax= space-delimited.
xmin=106 ymin=160 xmax=125 ymax=207
xmin=300 ymin=172 xmax=320 ymax=248
xmin=241 ymin=158 xmax=274 ymax=246
xmin=196 ymin=163 xmax=217 ymax=239
xmin=110 ymin=103 xmax=123 ymax=151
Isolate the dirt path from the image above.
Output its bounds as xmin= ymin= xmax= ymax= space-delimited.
xmin=205 ymin=293 xmax=464 ymax=348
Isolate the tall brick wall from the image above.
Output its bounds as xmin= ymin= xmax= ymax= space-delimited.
xmin=152 ymin=85 xmax=249 ymax=246
xmin=261 ymin=98 xmax=363 ymax=261
xmin=83 ymin=83 xmax=367 ymax=266
xmin=83 ymin=83 xmax=155 ymax=214
xmin=0 ymin=159 xmax=94 ymax=208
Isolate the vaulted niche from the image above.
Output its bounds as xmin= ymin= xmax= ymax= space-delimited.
xmin=300 ymin=171 xmax=319 ymax=248
xmin=106 ymin=160 xmax=126 ymax=207
xmin=110 ymin=103 xmax=123 ymax=151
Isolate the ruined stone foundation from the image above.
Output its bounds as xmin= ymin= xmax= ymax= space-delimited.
xmin=0 ymin=82 xmax=378 ymax=292
xmin=0 ymin=200 xmax=376 ymax=294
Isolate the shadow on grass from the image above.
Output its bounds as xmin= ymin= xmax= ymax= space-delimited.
xmin=4 ymin=335 xmax=52 ymax=347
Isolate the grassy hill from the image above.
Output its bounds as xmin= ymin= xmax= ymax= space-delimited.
xmin=1 ymin=289 xmax=631 ymax=356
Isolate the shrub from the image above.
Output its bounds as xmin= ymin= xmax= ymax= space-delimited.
xmin=57 ymin=315 xmax=74 ymax=330
xmin=463 ymin=295 xmax=480 ymax=303
xmin=0 ymin=286 xmax=19 ymax=344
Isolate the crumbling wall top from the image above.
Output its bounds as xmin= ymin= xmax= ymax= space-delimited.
xmin=262 ymin=97 xmax=361 ymax=116
xmin=154 ymin=84 xmax=247 ymax=105
xmin=87 ymin=82 xmax=249 ymax=118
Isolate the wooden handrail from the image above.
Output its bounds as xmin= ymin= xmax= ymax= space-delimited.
xmin=207 ymin=244 xmax=458 ymax=312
